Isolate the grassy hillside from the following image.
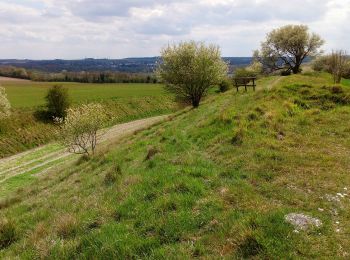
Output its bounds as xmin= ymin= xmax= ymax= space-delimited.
xmin=1 ymin=73 xmax=350 ymax=258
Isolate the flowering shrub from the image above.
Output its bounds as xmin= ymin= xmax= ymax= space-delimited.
xmin=56 ymin=103 xmax=107 ymax=156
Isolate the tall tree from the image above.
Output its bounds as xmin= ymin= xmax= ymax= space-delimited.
xmin=157 ymin=41 xmax=228 ymax=108
xmin=254 ymin=25 xmax=324 ymax=74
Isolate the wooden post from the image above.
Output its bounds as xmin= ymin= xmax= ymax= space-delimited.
xmin=244 ymin=79 xmax=247 ymax=91
xmin=253 ymin=78 xmax=256 ymax=91
xmin=235 ymin=79 xmax=238 ymax=92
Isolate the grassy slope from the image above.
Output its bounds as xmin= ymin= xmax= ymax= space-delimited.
xmin=1 ymin=73 xmax=350 ymax=258
xmin=0 ymin=79 xmax=176 ymax=158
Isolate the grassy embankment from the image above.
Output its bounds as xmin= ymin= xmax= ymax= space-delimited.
xmin=1 ymin=72 xmax=350 ymax=258
xmin=0 ymin=79 xmax=176 ymax=158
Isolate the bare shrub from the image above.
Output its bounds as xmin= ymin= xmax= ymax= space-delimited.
xmin=329 ymin=50 xmax=348 ymax=84
xmin=312 ymin=50 xmax=350 ymax=83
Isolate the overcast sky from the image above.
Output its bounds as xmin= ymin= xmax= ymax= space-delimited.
xmin=0 ymin=0 xmax=349 ymax=59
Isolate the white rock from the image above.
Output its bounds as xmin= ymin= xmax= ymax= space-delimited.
xmin=285 ymin=213 xmax=322 ymax=231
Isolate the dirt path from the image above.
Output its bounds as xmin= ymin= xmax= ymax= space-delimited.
xmin=267 ymin=76 xmax=283 ymax=90
xmin=0 ymin=115 xmax=169 ymax=183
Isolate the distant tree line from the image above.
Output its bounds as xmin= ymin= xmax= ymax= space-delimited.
xmin=0 ymin=66 xmax=158 ymax=84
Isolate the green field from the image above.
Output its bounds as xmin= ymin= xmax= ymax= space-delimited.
xmin=2 ymin=72 xmax=350 ymax=258
xmin=0 ymin=78 xmax=176 ymax=158
xmin=0 ymin=78 xmax=166 ymax=108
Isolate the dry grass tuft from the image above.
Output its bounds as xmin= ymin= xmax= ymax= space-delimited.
xmin=54 ymin=214 xmax=78 ymax=239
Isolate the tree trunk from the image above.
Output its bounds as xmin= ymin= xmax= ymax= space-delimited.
xmin=191 ymin=97 xmax=200 ymax=108
xmin=292 ymin=64 xmax=301 ymax=74
xmin=293 ymin=56 xmax=302 ymax=74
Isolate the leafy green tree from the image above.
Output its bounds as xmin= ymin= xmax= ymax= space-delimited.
xmin=46 ymin=85 xmax=70 ymax=119
xmin=157 ymin=41 xmax=228 ymax=108
xmin=0 ymin=85 xmax=11 ymax=118
xmin=254 ymin=25 xmax=324 ymax=74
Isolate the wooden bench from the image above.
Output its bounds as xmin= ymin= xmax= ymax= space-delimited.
xmin=234 ymin=77 xmax=257 ymax=92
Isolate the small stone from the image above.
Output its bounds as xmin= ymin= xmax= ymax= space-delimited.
xmin=318 ymin=208 xmax=324 ymax=212
xmin=325 ymin=194 xmax=340 ymax=202
xmin=337 ymin=193 xmax=345 ymax=198
xmin=285 ymin=213 xmax=322 ymax=231
xmin=335 ymin=221 xmax=340 ymax=224
xmin=336 ymin=228 xmax=341 ymax=233
xmin=277 ymin=134 xmax=284 ymax=140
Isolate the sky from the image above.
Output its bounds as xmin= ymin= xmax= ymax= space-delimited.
xmin=0 ymin=0 xmax=349 ymax=59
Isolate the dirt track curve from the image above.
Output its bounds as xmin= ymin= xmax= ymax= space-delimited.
xmin=0 ymin=115 xmax=169 ymax=184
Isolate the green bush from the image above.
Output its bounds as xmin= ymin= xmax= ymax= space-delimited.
xmin=234 ymin=68 xmax=257 ymax=78
xmin=46 ymin=85 xmax=70 ymax=119
xmin=0 ymin=218 xmax=17 ymax=249
xmin=312 ymin=56 xmax=329 ymax=72
xmin=219 ymin=79 xmax=232 ymax=92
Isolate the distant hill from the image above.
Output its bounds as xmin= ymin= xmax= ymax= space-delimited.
xmin=0 ymin=57 xmax=253 ymax=73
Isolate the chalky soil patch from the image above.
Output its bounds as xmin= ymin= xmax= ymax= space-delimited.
xmin=285 ymin=213 xmax=322 ymax=231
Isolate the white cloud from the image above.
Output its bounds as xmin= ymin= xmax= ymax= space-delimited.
xmin=0 ymin=0 xmax=349 ymax=59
